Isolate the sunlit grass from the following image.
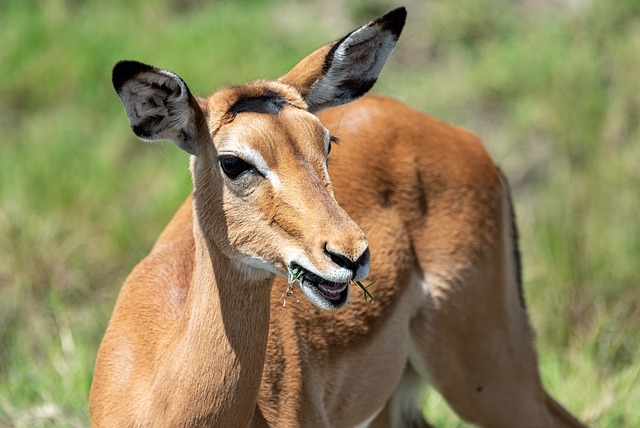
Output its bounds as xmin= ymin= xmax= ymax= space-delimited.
xmin=1 ymin=0 xmax=638 ymax=426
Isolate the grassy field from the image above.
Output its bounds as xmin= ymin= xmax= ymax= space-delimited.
xmin=1 ymin=0 xmax=638 ymax=426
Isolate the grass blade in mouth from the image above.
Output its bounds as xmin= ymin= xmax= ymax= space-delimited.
xmin=352 ymin=280 xmax=379 ymax=307
xmin=282 ymin=265 xmax=380 ymax=307
xmin=282 ymin=266 xmax=304 ymax=307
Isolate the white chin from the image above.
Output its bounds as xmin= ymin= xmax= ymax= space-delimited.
xmin=235 ymin=257 xmax=279 ymax=280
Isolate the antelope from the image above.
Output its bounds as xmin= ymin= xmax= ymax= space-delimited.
xmin=90 ymin=7 xmax=586 ymax=428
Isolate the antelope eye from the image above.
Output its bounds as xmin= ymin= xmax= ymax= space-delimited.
xmin=219 ymin=156 xmax=253 ymax=179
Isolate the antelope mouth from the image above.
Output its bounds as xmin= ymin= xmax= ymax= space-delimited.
xmin=291 ymin=264 xmax=350 ymax=310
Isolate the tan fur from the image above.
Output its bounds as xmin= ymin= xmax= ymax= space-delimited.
xmin=91 ymin=10 xmax=585 ymax=428
xmin=280 ymin=44 xmax=333 ymax=99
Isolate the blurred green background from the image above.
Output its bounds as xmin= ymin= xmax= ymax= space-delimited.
xmin=1 ymin=0 xmax=638 ymax=426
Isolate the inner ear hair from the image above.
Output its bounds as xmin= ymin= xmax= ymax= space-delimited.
xmin=112 ymin=60 xmax=202 ymax=155
xmin=279 ymin=7 xmax=406 ymax=112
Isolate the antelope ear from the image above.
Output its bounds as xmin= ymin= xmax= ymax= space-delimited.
xmin=278 ymin=7 xmax=406 ymax=113
xmin=112 ymin=60 xmax=203 ymax=155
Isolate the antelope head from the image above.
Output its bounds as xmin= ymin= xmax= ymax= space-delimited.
xmin=111 ymin=8 xmax=406 ymax=310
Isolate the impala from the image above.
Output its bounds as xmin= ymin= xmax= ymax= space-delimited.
xmin=90 ymin=8 xmax=586 ymax=427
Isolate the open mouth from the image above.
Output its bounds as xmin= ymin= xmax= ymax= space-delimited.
xmin=290 ymin=263 xmax=350 ymax=310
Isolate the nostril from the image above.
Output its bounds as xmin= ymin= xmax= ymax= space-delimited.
xmin=324 ymin=244 xmax=354 ymax=272
xmin=324 ymin=244 xmax=370 ymax=277
xmin=355 ymin=247 xmax=370 ymax=271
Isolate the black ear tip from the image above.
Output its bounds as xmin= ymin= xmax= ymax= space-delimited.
xmin=375 ymin=7 xmax=407 ymax=39
xmin=112 ymin=60 xmax=154 ymax=92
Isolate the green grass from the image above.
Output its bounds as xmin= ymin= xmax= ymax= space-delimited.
xmin=1 ymin=0 xmax=638 ymax=426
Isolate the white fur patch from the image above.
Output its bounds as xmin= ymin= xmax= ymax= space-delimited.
xmin=217 ymin=139 xmax=282 ymax=190
xmin=234 ymin=256 xmax=280 ymax=279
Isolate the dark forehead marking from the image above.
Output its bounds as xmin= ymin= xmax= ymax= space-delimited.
xmin=229 ymin=89 xmax=287 ymax=117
